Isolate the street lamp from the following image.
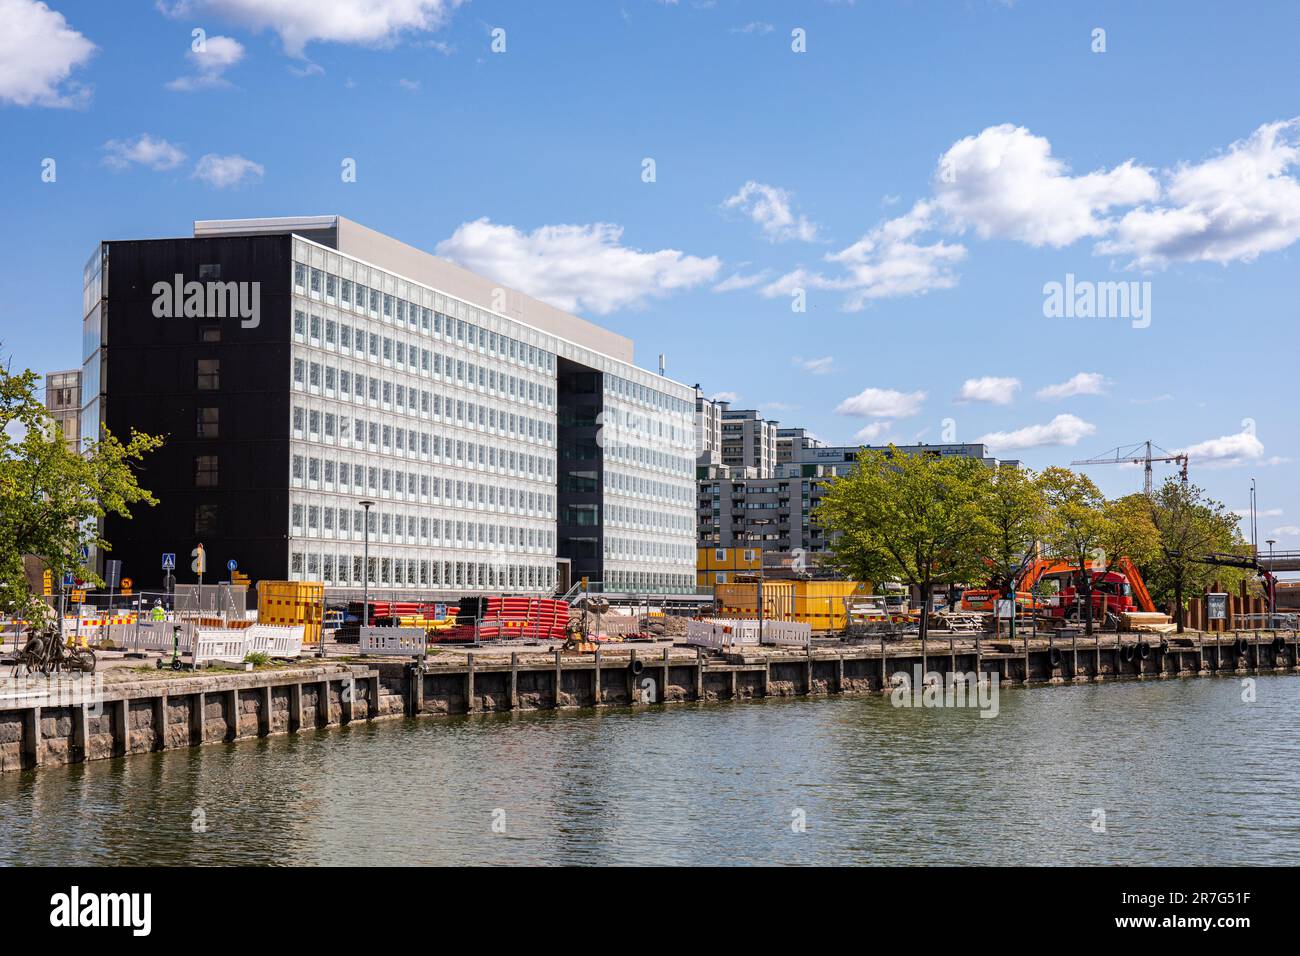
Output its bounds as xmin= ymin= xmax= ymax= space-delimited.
xmin=359 ymin=500 xmax=375 ymax=631
xmin=1267 ymin=539 xmax=1277 ymax=626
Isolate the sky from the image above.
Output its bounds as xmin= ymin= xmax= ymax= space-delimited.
xmin=2 ymin=0 xmax=1299 ymax=547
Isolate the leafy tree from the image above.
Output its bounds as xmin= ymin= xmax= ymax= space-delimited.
xmin=980 ymin=465 xmax=1048 ymax=589
xmin=1146 ymin=479 xmax=1249 ymax=631
xmin=1039 ymin=466 xmax=1108 ymax=634
xmin=1099 ymin=492 xmax=1162 ymax=576
xmin=0 ymin=359 xmax=163 ymax=619
xmin=816 ymin=446 xmax=992 ymax=641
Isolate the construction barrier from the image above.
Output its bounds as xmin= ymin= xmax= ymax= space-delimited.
xmin=357 ymin=626 xmax=427 ymax=656
xmin=193 ymin=632 xmax=251 ymax=666
xmin=245 ymin=625 xmax=306 ymax=658
xmin=686 ymin=618 xmax=811 ymax=650
xmin=258 ymin=581 xmax=324 ymax=644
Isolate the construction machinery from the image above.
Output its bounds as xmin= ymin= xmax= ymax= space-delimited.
xmin=1071 ymin=440 xmax=1189 ymax=496
xmin=962 ymin=555 xmax=1162 ymax=625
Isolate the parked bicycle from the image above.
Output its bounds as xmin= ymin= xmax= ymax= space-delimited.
xmin=14 ymin=623 xmax=96 ymax=675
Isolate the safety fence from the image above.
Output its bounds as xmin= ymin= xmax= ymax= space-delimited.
xmin=357 ymin=626 xmax=428 ymax=657
xmin=685 ymin=618 xmax=811 ymax=650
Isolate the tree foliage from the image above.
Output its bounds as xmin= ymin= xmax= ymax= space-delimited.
xmin=0 ymin=359 xmax=163 ymax=617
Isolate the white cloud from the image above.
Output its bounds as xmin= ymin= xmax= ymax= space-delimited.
xmin=853 ymin=421 xmax=893 ymax=443
xmin=835 ymin=387 xmax=926 ymax=419
xmin=398 ymin=78 xmax=420 ymax=91
xmin=1179 ymin=427 xmax=1265 ymax=467
xmin=731 ymin=21 xmax=774 ymax=34
xmin=977 ymin=414 xmax=1096 ymax=451
xmin=958 ymin=375 xmax=1020 ymax=405
xmin=1233 ymin=507 xmax=1282 ymax=518
xmin=709 ymin=391 xmax=738 ymax=403
xmin=435 ymin=218 xmax=721 ymax=315
xmin=158 ymin=0 xmax=465 ymax=57
xmin=1270 ymin=525 xmax=1300 ymax=537
xmin=764 ymin=201 xmax=966 ymax=309
xmin=794 ymin=356 xmax=834 ymax=375
xmin=933 ymin=124 xmax=1159 ymax=247
xmin=722 ymin=181 xmax=819 ymax=242
xmin=102 ymin=134 xmax=187 ymax=171
xmin=167 ymin=34 xmax=244 ymax=90
xmin=1036 ymin=371 xmax=1109 ymax=400
xmin=0 ymin=0 xmax=96 ymax=107
xmin=712 ymin=270 xmax=769 ymax=292
xmin=192 ymin=153 xmax=264 ymax=188
xmin=1131 ymin=393 xmax=1174 ymax=405
xmin=1098 ymin=118 xmax=1300 ymax=268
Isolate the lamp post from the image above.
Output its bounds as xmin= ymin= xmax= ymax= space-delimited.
xmin=1267 ymin=538 xmax=1277 ymax=626
xmin=360 ymin=500 xmax=375 ymax=631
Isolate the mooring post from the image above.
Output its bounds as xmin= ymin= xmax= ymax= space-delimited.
xmin=23 ymin=706 xmax=40 ymax=769
xmin=152 ymin=695 xmax=167 ymax=751
xmin=553 ymin=649 xmax=563 ymax=708
xmin=316 ymin=680 xmax=329 ymax=728
xmin=805 ymin=641 xmax=814 ymax=695
xmin=949 ymin=637 xmax=956 ymax=677
xmin=663 ymin=647 xmax=671 ymax=702
xmin=259 ymin=685 xmax=272 ymax=735
xmin=73 ymin=702 xmax=89 ymax=761
xmin=695 ymin=646 xmax=704 ymax=700
xmin=192 ymin=691 xmax=206 ymax=743
xmin=1023 ymin=629 xmax=1030 ymax=685
xmin=228 ymin=688 xmax=240 ymax=740
xmin=836 ymin=653 xmax=845 ymax=694
xmin=880 ymin=633 xmax=887 ymax=692
xmin=593 ymin=647 xmax=602 ymax=705
xmin=975 ymin=632 xmax=982 ymax=684
xmin=466 ymin=653 xmax=476 ymax=714
xmin=509 ymin=652 xmax=518 ymax=710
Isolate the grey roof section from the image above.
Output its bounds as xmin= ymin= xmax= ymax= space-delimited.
xmin=193 ymin=215 xmax=634 ymax=364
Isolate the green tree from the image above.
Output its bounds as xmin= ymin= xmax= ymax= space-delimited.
xmin=1146 ymin=479 xmax=1248 ymax=631
xmin=816 ymin=446 xmax=992 ymax=641
xmin=0 ymin=360 xmax=163 ymax=619
xmin=980 ymin=465 xmax=1048 ymax=589
xmin=1039 ymin=467 xmax=1108 ymax=634
xmin=1099 ymin=492 xmax=1162 ymax=572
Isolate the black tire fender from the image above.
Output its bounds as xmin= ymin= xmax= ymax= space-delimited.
xmin=628 ymin=658 xmax=644 ymax=676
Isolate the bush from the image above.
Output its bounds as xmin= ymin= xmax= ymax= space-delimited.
xmin=243 ymin=651 xmax=271 ymax=666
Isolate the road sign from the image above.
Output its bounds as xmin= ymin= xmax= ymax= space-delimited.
xmin=71 ymin=590 xmax=86 ymax=603
xmin=79 ymin=545 xmax=89 ymax=560
xmin=227 ymin=559 xmax=238 ymax=572
xmin=162 ymin=552 xmax=176 ymax=570
xmin=105 ymin=559 xmax=122 ymax=591
xmin=191 ymin=544 xmax=206 ymax=574
xmin=42 ymin=570 xmax=52 ymax=597
xmin=62 ymin=571 xmax=74 ymax=587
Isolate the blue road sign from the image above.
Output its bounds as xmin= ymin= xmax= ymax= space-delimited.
xmin=79 ymin=545 xmax=89 ymax=560
xmin=62 ymin=572 xmax=74 ymax=587
xmin=162 ymin=552 xmax=176 ymax=570
xmin=227 ymin=559 xmax=238 ymax=572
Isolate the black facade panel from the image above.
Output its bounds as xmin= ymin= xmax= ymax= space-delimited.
xmin=98 ymin=236 xmax=292 ymax=591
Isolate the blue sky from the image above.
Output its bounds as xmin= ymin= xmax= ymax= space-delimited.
xmin=3 ymin=0 xmax=1299 ymax=543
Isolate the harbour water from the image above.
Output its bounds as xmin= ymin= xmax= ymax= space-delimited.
xmin=2 ymin=676 xmax=1297 ymax=866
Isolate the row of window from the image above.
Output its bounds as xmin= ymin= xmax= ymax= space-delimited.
xmin=293 ymin=310 xmax=554 ymax=410
xmin=289 ymin=550 xmax=555 ymax=591
xmin=290 ymin=397 xmax=552 ymax=455
xmin=294 ymin=264 xmax=555 ymax=375
xmin=289 ymin=458 xmax=554 ymax=512
xmin=290 ymin=505 xmax=553 ymax=551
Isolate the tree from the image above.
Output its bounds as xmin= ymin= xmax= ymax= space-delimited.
xmin=0 ymin=359 xmax=163 ymax=619
xmin=1039 ymin=467 xmax=1108 ymax=634
xmin=1146 ymin=479 xmax=1248 ymax=632
xmin=979 ymin=465 xmax=1048 ymax=589
xmin=816 ymin=446 xmax=992 ymax=642
xmin=1099 ymin=492 xmax=1162 ymax=574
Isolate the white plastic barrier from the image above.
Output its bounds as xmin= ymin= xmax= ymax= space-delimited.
xmin=257 ymin=625 xmax=304 ymax=659
xmin=357 ymin=626 xmax=427 ymax=656
xmin=193 ymin=631 xmax=250 ymax=666
xmin=686 ymin=618 xmax=810 ymax=649
xmin=123 ymin=621 xmax=196 ymax=652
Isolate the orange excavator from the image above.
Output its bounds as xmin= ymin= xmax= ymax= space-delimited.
xmin=962 ymin=556 xmax=1157 ymax=619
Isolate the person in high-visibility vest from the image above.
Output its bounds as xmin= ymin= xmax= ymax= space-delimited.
xmin=151 ymin=600 xmax=166 ymax=622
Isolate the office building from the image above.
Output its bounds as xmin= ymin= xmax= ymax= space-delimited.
xmin=80 ymin=216 xmax=696 ymax=596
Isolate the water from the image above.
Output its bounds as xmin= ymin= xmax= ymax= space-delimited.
xmin=2 ymin=676 xmax=1298 ymax=866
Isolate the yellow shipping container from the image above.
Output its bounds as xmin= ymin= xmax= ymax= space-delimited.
xmin=714 ymin=580 xmax=795 ymax=620
xmin=257 ymin=580 xmax=324 ymax=645
xmin=792 ymin=580 xmax=869 ymax=631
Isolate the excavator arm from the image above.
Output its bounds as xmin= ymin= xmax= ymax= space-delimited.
xmin=1115 ymin=555 xmax=1156 ymax=613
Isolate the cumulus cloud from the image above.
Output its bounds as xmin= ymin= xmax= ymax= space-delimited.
xmin=102 ymin=134 xmax=187 ymax=171
xmin=712 ymin=270 xmax=770 ymax=292
xmin=722 ymin=181 xmax=819 ymax=242
xmin=1179 ymin=426 xmax=1265 ymax=467
xmin=1270 ymin=525 xmax=1300 ymax=537
xmin=158 ymin=0 xmax=465 ymax=57
xmin=709 ymin=391 xmax=738 ymax=403
xmin=1036 ymin=372 xmax=1109 ymax=400
xmin=853 ymin=421 xmax=894 ymax=443
xmin=1098 ymin=118 xmax=1300 ymax=268
xmin=977 ymin=414 xmax=1096 ymax=451
xmin=435 ymin=218 xmax=721 ymax=315
xmin=835 ymin=387 xmax=926 ymax=419
xmin=166 ymin=34 xmax=244 ymax=90
xmin=0 ymin=0 xmax=96 ymax=107
xmin=794 ymin=356 xmax=834 ymax=375
xmin=764 ymin=201 xmax=966 ymax=309
xmin=192 ymin=153 xmax=264 ymax=188
xmin=934 ymin=124 xmax=1159 ymax=247
xmin=958 ymin=376 xmax=1020 ymax=405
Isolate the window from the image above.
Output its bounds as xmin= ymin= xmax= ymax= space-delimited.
xmin=195 ymin=455 xmax=219 ymax=487
xmin=198 ymin=263 xmax=221 ymax=280
xmin=196 ymin=407 xmax=219 ymax=438
xmin=199 ymin=325 xmax=220 ymax=343
xmin=195 ymin=503 xmax=219 ymax=535
xmin=196 ymin=359 xmax=220 ymax=390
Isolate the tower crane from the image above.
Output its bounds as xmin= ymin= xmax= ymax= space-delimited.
xmin=1071 ymin=440 xmax=1189 ymax=495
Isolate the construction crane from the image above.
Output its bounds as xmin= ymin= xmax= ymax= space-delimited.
xmin=1071 ymin=440 xmax=1189 ymax=495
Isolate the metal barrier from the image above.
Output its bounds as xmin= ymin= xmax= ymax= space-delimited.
xmin=357 ymin=626 xmax=427 ymax=657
